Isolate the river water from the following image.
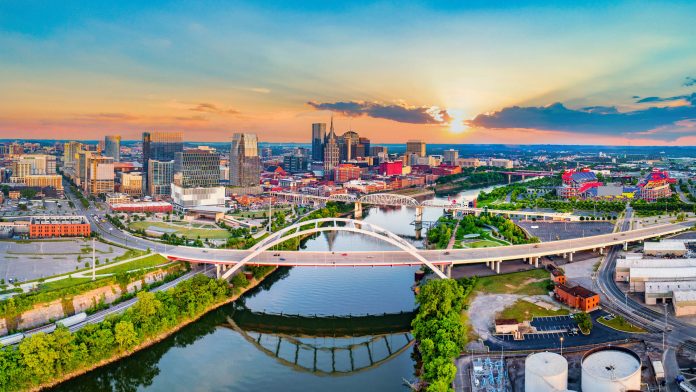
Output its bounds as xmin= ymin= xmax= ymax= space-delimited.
xmin=51 ymin=184 xmax=504 ymax=392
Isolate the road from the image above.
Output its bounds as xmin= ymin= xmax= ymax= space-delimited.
xmin=63 ymin=182 xmax=695 ymax=270
xmin=596 ymin=207 xmax=696 ymax=391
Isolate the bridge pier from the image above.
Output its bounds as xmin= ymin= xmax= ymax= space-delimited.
xmin=216 ymin=264 xmax=221 ymax=279
xmin=354 ymin=202 xmax=363 ymax=219
xmin=415 ymin=206 xmax=423 ymax=225
xmin=623 ymin=242 xmax=628 ymax=251
xmin=508 ymin=174 xmax=512 ymax=184
xmin=599 ymin=247 xmax=604 ymax=255
xmin=496 ymin=260 xmax=501 ymax=274
xmin=534 ymin=257 xmax=539 ymax=268
xmin=568 ymin=252 xmax=573 ymax=262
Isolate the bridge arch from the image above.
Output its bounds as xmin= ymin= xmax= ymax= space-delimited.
xmin=220 ymin=217 xmax=447 ymax=280
xmin=328 ymin=194 xmax=358 ymax=203
xmin=358 ymin=193 xmax=420 ymax=207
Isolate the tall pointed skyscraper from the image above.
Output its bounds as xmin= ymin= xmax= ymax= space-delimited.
xmin=323 ymin=117 xmax=339 ymax=178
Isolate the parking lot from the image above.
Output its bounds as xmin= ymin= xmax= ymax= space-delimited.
xmin=487 ymin=311 xmax=633 ymax=351
xmin=0 ymin=198 xmax=79 ymax=219
xmin=517 ymin=221 xmax=615 ymax=242
xmin=0 ymin=239 xmax=129 ymax=283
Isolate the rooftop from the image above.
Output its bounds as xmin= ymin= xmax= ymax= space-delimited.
xmin=644 ymin=241 xmax=687 ymax=252
xmin=29 ymin=215 xmax=89 ymax=225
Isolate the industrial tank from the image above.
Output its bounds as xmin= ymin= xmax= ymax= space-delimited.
xmin=581 ymin=346 xmax=641 ymax=392
xmin=525 ymin=351 xmax=569 ymax=392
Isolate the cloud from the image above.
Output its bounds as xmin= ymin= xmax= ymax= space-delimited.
xmin=307 ymin=100 xmax=450 ymax=124
xmin=684 ymin=77 xmax=696 ymax=87
xmin=634 ymin=93 xmax=695 ymax=104
xmin=467 ymin=98 xmax=696 ymax=141
xmin=249 ymin=87 xmax=271 ymax=94
xmin=189 ymin=103 xmax=239 ymax=115
xmin=74 ymin=112 xmax=141 ymax=122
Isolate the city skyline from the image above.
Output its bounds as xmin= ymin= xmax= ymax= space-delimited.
xmin=1 ymin=1 xmax=695 ymax=145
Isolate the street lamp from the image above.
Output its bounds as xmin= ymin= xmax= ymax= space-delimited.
xmin=560 ymin=336 xmax=564 ymax=356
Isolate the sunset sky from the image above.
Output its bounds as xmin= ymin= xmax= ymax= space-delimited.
xmin=1 ymin=0 xmax=695 ymax=145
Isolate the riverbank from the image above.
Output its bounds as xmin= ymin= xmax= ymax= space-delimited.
xmin=388 ymin=188 xmax=435 ymax=198
xmin=16 ymin=267 xmax=277 ymax=392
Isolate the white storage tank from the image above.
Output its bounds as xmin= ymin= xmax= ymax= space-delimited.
xmin=525 ymin=351 xmax=569 ymax=392
xmin=581 ymin=346 xmax=641 ymax=392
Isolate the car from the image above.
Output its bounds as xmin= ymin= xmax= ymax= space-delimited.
xmin=534 ymin=244 xmax=540 ymax=248
xmin=443 ymin=251 xmax=450 ymax=255
xmin=273 ymin=253 xmax=280 ymax=257
xmin=367 ymin=255 xmax=374 ymax=259
xmin=279 ymin=257 xmax=286 ymax=261
xmin=341 ymin=253 xmax=348 ymax=256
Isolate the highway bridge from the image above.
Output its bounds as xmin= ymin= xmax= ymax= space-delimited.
xmin=162 ymin=217 xmax=695 ymax=280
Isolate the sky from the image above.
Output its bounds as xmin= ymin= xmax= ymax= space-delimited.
xmin=0 ymin=0 xmax=695 ymax=145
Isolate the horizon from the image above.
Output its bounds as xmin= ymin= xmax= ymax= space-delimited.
xmin=1 ymin=0 xmax=695 ymax=145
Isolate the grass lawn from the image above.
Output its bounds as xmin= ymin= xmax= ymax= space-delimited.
xmin=498 ymin=299 xmax=569 ymax=323
xmin=597 ymin=316 xmax=646 ymax=333
xmin=466 ymin=240 xmax=504 ymax=248
xmin=96 ymin=254 xmax=174 ymax=274
xmin=129 ymin=221 xmax=230 ymax=240
xmin=474 ymin=269 xmax=551 ymax=295
xmin=37 ymin=277 xmax=94 ymax=292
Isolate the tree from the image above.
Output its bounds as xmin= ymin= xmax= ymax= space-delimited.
xmin=18 ymin=333 xmax=59 ymax=380
xmin=114 ymin=320 xmax=138 ymax=351
xmin=573 ymin=312 xmax=593 ymax=333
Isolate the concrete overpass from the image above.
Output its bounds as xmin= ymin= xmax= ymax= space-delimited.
xmin=163 ymin=217 xmax=694 ymax=279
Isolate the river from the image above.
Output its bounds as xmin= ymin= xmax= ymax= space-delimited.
xmin=50 ymin=184 xmax=505 ymax=392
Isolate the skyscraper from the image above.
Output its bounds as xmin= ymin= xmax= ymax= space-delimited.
xmin=104 ymin=135 xmax=121 ymax=162
xmin=339 ymin=131 xmax=359 ymax=162
xmin=311 ymin=123 xmax=326 ymax=162
xmin=147 ymin=159 xmax=174 ymax=198
xmin=142 ymin=131 xmax=183 ymax=195
xmin=171 ymin=149 xmax=224 ymax=211
xmin=323 ymin=118 xmax=339 ymax=177
xmin=406 ymin=140 xmax=426 ymax=157
xmin=230 ymin=133 xmax=261 ymax=187
xmin=174 ymin=149 xmax=220 ymax=188
xmin=443 ymin=149 xmax=459 ymax=165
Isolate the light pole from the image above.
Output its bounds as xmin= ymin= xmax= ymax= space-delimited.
xmin=663 ymin=302 xmax=668 ymax=352
xmin=560 ymin=336 xmax=564 ymax=356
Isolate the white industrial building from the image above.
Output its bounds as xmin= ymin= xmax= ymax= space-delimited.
xmin=615 ymin=258 xmax=696 ymax=282
xmin=644 ymin=281 xmax=696 ymax=305
xmin=643 ymin=240 xmax=687 ymax=257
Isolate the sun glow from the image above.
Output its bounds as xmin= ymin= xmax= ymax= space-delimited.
xmin=447 ymin=109 xmax=468 ymax=134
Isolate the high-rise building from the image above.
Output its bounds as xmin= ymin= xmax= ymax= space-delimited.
xmin=76 ymin=150 xmax=92 ymax=187
xmin=147 ymin=159 xmax=175 ymax=198
xmin=283 ymin=155 xmax=307 ymax=174
xmin=120 ymin=172 xmax=143 ymax=196
xmin=174 ymin=149 xmax=220 ymax=188
xmin=311 ymin=123 xmax=326 ymax=161
xmin=339 ymin=131 xmax=360 ymax=161
xmin=171 ymin=148 xmax=224 ymax=212
xmin=11 ymin=154 xmax=56 ymax=180
xmin=406 ymin=140 xmax=426 ymax=157
xmin=443 ymin=149 xmax=459 ymax=165
xmin=230 ymin=133 xmax=261 ymax=187
xmin=323 ymin=119 xmax=340 ymax=178
xmin=370 ymin=146 xmax=387 ymax=156
xmin=87 ymin=156 xmax=115 ymax=195
xmin=104 ymin=135 xmax=121 ymax=162
xmin=142 ymin=131 xmax=183 ymax=195
xmin=63 ymin=141 xmax=83 ymax=168
xmin=356 ymin=137 xmax=370 ymax=159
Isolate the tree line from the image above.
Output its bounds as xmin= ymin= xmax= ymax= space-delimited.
xmin=412 ymin=278 xmax=476 ymax=391
xmin=0 ymin=275 xmax=231 ymax=391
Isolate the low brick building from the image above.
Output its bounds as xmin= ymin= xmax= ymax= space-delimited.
xmin=29 ymin=215 xmax=91 ymax=238
xmin=554 ymin=283 xmax=600 ymax=312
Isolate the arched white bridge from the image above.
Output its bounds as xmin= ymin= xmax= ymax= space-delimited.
xmin=220 ymin=217 xmax=448 ymax=280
